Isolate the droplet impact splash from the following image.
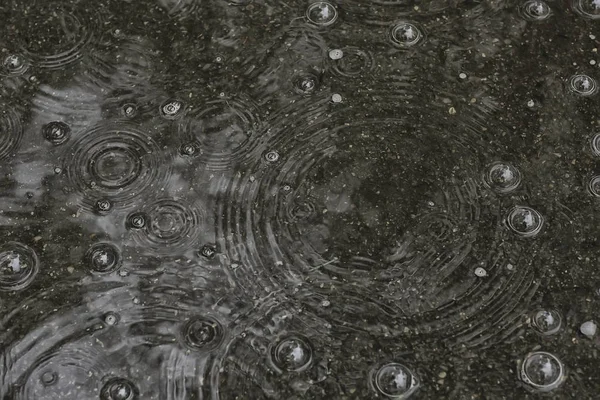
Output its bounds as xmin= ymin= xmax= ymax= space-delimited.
xmin=85 ymin=243 xmax=122 ymax=274
xmin=0 ymin=242 xmax=39 ymax=292
xmin=390 ymin=22 xmax=423 ymax=48
xmin=160 ymin=99 xmax=185 ymax=119
xmin=530 ymin=310 xmax=562 ymax=335
xmin=519 ymin=0 xmax=552 ymax=21
xmin=306 ymin=2 xmax=338 ymax=27
xmin=587 ymin=176 xmax=600 ymax=197
xmin=43 ymin=121 xmax=71 ymax=145
xmin=371 ymin=363 xmax=420 ymax=398
xmin=506 ymin=206 xmax=544 ymax=237
xmin=519 ymin=352 xmax=565 ymax=392
xmin=182 ymin=316 xmax=224 ymax=351
xmin=126 ymin=212 xmax=148 ymax=230
xmin=269 ymin=335 xmax=314 ymax=373
xmin=571 ymin=0 xmax=600 ymax=19
xmin=568 ymin=74 xmax=598 ymax=96
xmin=100 ymin=378 xmax=138 ymax=400
xmin=484 ymin=162 xmax=522 ymax=193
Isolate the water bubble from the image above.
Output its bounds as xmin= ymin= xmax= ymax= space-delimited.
xmin=179 ymin=142 xmax=200 ymax=157
xmin=306 ymin=2 xmax=338 ymax=27
xmin=269 ymin=335 xmax=313 ymax=373
xmin=580 ymin=320 xmax=597 ymax=337
xmin=483 ymin=162 xmax=522 ymax=193
xmin=40 ymin=371 xmax=58 ymax=386
xmin=126 ymin=212 xmax=147 ymax=230
xmin=0 ymin=242 xmax=39 ymax=292
xmin=332 ymin=94 xmax=343 ymax=103
xmin=104 ymin=312 xmax=119 ymax=326
xmin=100 ymin=378 xmax=138 ymax=400
xmin=1 ymin=54 xmax=29 ymax=76
xmin=121 ymin=103 xmax=137 ymax=118
xmin=390 ymin=22 xmax=423 ymax=48
xmin=95 ymin=199 xmax=113 ymax=214
xmin=182 ymin=316 xmax=224 ymax=351
xmin=372 ymin=363 xmax=420 ymax=398
xmin=329 ymin=49 xmax=344 ymax=60
xmin=85 ymin=243 xmax=121 ymax=274
xmin=281 ymin=184 xmax=293 ymax=194
xmin=199 ymin=244 xmax=217 ymax=259
xmin=160 ymin=99 xmax=185 ymax=119
xmin=459 ymin=72 xmax=468 ymax=79
xmin=43 ymin=121 xmax=71 ymax=145
xmin=293 ymin=73 xmax=319 ymax=94
xmin=265 ymin=151 xmax=280 ymax=163
xmin=531 ymin=310 xmax=562 ymax=335
xmin=506 ymin=206 xmax=544 ymax=237
xmin=568 ymin=74 xmax=598 ymax=96
xmin=520 ymin=0 xmax=552 ymax=21
xmin=474 ymin=267 xmax=487 ymax=277
xmin=590 ymin=134 xmax=600 ymax=156
xmin=572 ymin=0 xmax=600 ymax=19
xmin=520 ymin=352 xmax=565 ymax=392
xmin=587 ymin=176 xmax=600 ymax=197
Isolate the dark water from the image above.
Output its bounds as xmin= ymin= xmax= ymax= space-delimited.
xmin=0 ymin=0 xmax=599 ymax=398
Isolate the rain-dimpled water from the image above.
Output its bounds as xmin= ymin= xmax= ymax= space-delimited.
xmin=0 ymin=0 xmax=599 ymax=399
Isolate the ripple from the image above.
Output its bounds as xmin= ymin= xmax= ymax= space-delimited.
xmin=268 ymin=335 xmax=314 ymax=373
xmin=587 ymin=175 xmax=600 ymax=197
xmin=306 ymin=2 xmax=338 ymax=27
xmin=519 ymin=0 xmax=552 ymax=21
xmin=327 ymin=47 xmax=375 ymax=78
xmin=181 ymin=316 xmax=225 ymax=352
xmin=505 ymin=206 xmax=544 ymax=237
xmin=571 ymin=0 xmax=600 ymax=19
xmin=0 ymin=242 xmax=39 ymax=292
xmin=63 ymin=123 xmax=171 ymax=212
xmin=483 ymin=161 xmax=522 ymax=193
xmin=370 ymin=363 xmax=420 ymax=399
xmin=100 ymin=378 xmax=139 ymax=400
xmin=84 ymin=243 xmax=122 ymax=274
xmin=530 ymin=309 xmax=562 ymax=335
xmin=590 ymin=133 xmax=600 ymax=156
xmin=0 ymin=54 xmax=30 ymax=76
xmin=43 ymin=121 xmax=71 ymax=146
xmin=519 ymin=352 xmax=565 ymax=392
xmin=293 ymin=72 xmax=320 ymax=95
xmin=0 ymin=107 xmax=24 ymax=160
xmin=389 ymin=22 xmax=424 ymax=48
xmin=160 ymin=98 xmax=186 ymax=120
xmin=568 ymin=74 xmax=598 ymax=96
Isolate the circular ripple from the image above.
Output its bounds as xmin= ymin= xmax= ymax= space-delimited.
xmin=568 ymin=74 xmax=598 ymax=96
xmin=572 ymin=0 xmax=600 ymax=19
xmin=84 ymin=243 xmax=122 ymax=274
xmin=328 ymin=47 xmax=374 ymax=78
xmin=587 ymin=176 xmax=600 ymax=197
xmin=505 ymin=206 xmax=544 ymax=237
xmin=306 ymin=2 xmax=338 ymax=27
xmin=7 ymin=1 xmax=99 ymax=70
xmin=371 ymin=363 xmax=420 ymax=398
xmin=100 ymin=378 xmax=139 ymax=400
xmin=0 ymin=54 xmax=30 ymax=76
xmin=0 ymin=107 xmax=24 ymax=160
xmin=43 ymin=121 xmax=71 ymax=146
xmin=268 ymin=335 xmax=313 ymax=373
xmin=389 ymin=22 xmax=424 ymax=48
xmin=293 ymin=72 xmax=320 ymax=95
xmin=590 ymin=134 xmax=600 ymax=156
xmin=0 ymin=242 xmax=39 ymax=292
xmin=483 ymin=162 xmax=522 ymax=193
xmin=519 ymin=0 xmax=552 ymax=21
xmin=181 ymin=316 xmax=224 ymax=352
xmin=178 ymin=97 xmax=261 ymax=169
xmin=160 ymin=99 xmax=186 ymax=120
xmin=64 ymin=124 xmax=170 ymax=212
xmin=519 ymin=352 xmax=565 ymax=392
xmin=530 ymin=310 xmax=562 ymax=335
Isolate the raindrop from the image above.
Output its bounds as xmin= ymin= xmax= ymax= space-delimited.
xmin=40 ymin=371 xmax=58 ymax=386
xmin=520 ymin=0 xmax=552 ymax=21
xmin=0 ymin=242 xmax=39 ymax=292
xmin=104 ymin=312 xmax=119 ymax=326
xmin=506 ymin=206 xmax=544 ymax=237
xmin=121 ymin=103 xmax=137 ymax=118
xmin=126 ymin=212 xmax=148 ymax=230
xmin=85 ymin=243 xmax=122 ymax=274
xmin=329 ymin=49 xmax=344 ymax=60
xmin=474 ymin=267 xmax=487 ymax=277
xmin=390 ymin=22 xmax=423 ymax=48
xmin=95 ymin=198 xmax=113 ymax=214
xmin=265 ymin=151 xmax=280 ymax=163
xmin=1 ymin=54 xmax=29 ymax=76
xmin=269 ymin=335 xmax=313 ymax=373
xmin=182 ymin=316 xmax=224 ymax=351
xmin=531 ymin=310 xmax=562 ymax=335
xmin=372 ymin=363 xmax=420 ymax=398
xmin=160 ymin=99 xmax=185 ymax=119
xmin=43 ymin=121 xmax=71 ymax=145
xmin=100 ymin=378 xmax=138 ymax=400
xmin=587 ymin=176 xmax=600 ymax=197
xmin=306 ymin=2 xmax=338 ymax=27
xmin=281 ymin=184 xmax=293 ymax=194
xmin=293 ymin=73 xmax=319 ymax=94
xmin=179 ymin=142 xmax=200 ymax=157
xmin=572 ymin=0 xmax=600 ymax=19
xmin=568 ymin=74 xmax=597 ymax=96
xmin=580 ymin=320 xmax=597 ymax=337
xmin=199 ymin=244 xmax=217 ymax=259
xmin=483 ymin=162 xmax=522 ymax=193
xmin=519 ymin=352 xmax=565 ymax=392
xmin=590 ymin=133 xmax=600 ymax=156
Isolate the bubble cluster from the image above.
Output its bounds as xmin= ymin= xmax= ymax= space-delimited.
xmin=483 ymin=162 xmax=522 ymax=193
xmin=85 ymin=243 xmax=122 ymax=274
xmin=328 ymin=47 xmax=374 ymax=78
xmin=306 ymin=2 xmax=338 ymax=27
xmin=568 ymin=74 xmax=597 ymax=96
xmin=0 ymin=107 xmax=24 ymax=160
xmin=587 ymin=175 xmax=600 ymax=197
xmin=571 ymin=0 xmax=600 ymax=19
xmin=100 ymin=378 xmax=138 ymax=400
xmin=519 ymin=352 xmax=565 ymax=392
xmin=181 ymin=316 xmax=224 ymax=351
xmin=390 ymin=22 xmax=423 ymax=48
xmin=371 ymin=363 xmax=420 ymax=398
xmin=519 ymin=0 xmax=552 ymax=21
xmin=506 ymin=206 xmax=544 ymax=237
xmin=1 ymin=54 xmax=29 ymax=76
xmin=0 ymin=242 xmax=39 ymax=292
xmin=160 ymin=99 xmax=185 ymax=119
xmin=269 ymin=335 xmax=313 ymax=373
xmin=530 ymin=310 xmax=562 ymax=335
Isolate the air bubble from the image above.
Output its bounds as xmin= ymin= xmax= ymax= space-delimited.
xmin=265 ymin=151 xmax=280 ymax=163
xmin=306 ymin=2 xmax=338 ymax=27
xmin=160 ymin=99 xmax=185 ymax=119
xmin=483 ymin=162 xmax=522 ymax=193
xmin=372 ymin=363 xmax=420 ymax=398
xmin=0 ymin=242 xmax=39 ymax=292
xmin=568 ymin=74 xmax=597 ymax=96
xmin=269 ymin=335 xmax=313 ymax=373
xmin=587 ymin=176 xmax=600 ymax=197
xmin=474 ymin=267 xmax=487 ymax=277
xmin=182 ymin=316 xmax=224 ymax=351
xmin=332 ymin=94 xmax=343 ymax=103
xmin=519 ymin=0 xmax=552 ymax=21
xmin=572 ymin=0 xmax=600 ymax=19
xmin=531 ymin=310 xmax=562 ymax=335
xmin=329 ymin=49 xmax=344 ymax=60
xmin=390 ymin=22 xmax=423 ymax=48
xmin=459 ymin=72 xmax=468 ymax=79
xmin=126 ymin=212 xmax=147 ymax=230
xmin=506 ymin=206 xmax=544 ymax=237
xmin=100 ymin=378 xmax=138 ymax=400
xmin=519 ymin=352 xmax=565 ymax=392
xmin=85 ymin=243 xmax=121 ymax=274
xmin=43 ymin=121 xmax=71 ymax=145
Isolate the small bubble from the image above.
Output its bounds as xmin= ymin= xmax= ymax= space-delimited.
xmin=265 ymin=151 xmax=280 ymax=163
xmin=580 ymin=320 xmax=597 ymax=337
xmin=306 ymin=2 xmax=338 ymax=27
xmin=127 ymin=212 xmax=147 ymax=229
xmin=40 ymin=371 xmax=58 ymax=386
xmin=96 ymin=199 xmax=113 ymax=214
xmin=100 ymin=378 xmax=138 ymax=400
xmin=104 ymin=312 xmax=119 ymax=326
xmin=587 ymin=175 xmax=600 ymax=197
xmin=484 ymin=162 xmax=522 ymax=193
xmin=269 ymin=335 xmax=313 ymax=373
xmin=531 ymin=310 xmax=562 ymax=335
xmin=519 ymin=352 xmax=564 ymax=392
xmin=568 ymin=74 xmax=598 ymax=96
xmin=506 ymin=206 xmax=544 ymax=237
xmin=520 ymin=0 xmax=552 ymax=21
xmin=199 ymin=244 xmax=217 ymax=259
xmin=474 ymin=267 xmax=487 ymax=277
xmin=331 ymin=93 xmax=343 ymax=103
xmin=329 ymin=49 xmax=344 ymax=60
xmin=43 ymin=121 xmax=71 ymax=145
xmin=390 ymin=22 xmax=423 ymax=48
xmin=372 ymin=363 xmax=420 ymax=398
xmin=527 ymin=99 xmax=535 ymax=107
xmin=85 ymin=243 xmax=121 ymax=274
xmin=459 ymin=72 xmax=468 ymax=79
xmin=160 ymin=99 xmax=185 ymax=119
xmin=121 ymin=103 xmax=137 ymax=118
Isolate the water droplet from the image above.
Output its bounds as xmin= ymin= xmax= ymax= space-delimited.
xmin=484 ymin=162 xmax=522 ymax=193
xmin=506 ymin=206 xmax=544 ymax=237
xmin=332 ymin=93 xmax=343 ymax=103
xmin=531 ymin=310 xmax=562 ymax=335
xmin=587 ymin=176 xmax=600 ymax=197
xmin=306 ymin=2 xmax=338 ymax=26
xmin=0 ymin=242 xmax=39 ymax=292
xmin=95 ymin=198 xmax=113 ymax=214
xmin=199 ymin=244 xmax=217 ymax=259
xmin=40 ymin=371 xmax=58 ymax=386
xmin=182 ymin=316 xmax=224 ymax=351
xmin=372 ymin=363 xmax=420 ymax=398
xmin=580 ymin=320 xmax=597 ymax=337
xmin=160 ymin=99 xmax=185 ymax=119
xmin=474 ymin=267 xmax=487 ymax=277
xmin=390 ymin=22 xmax=423 ymax=48
xmin=520 ymin=352 xmax=564 ymax=392
xmin=568 ymin=74 xmax=598 ymax=96
xmin=85 ymin=243 xmax=121 ymax=274
xmin=572 ymin=0 xmax=600 ymax=19
xmin=265 ymin=151 xmax=280 ymax=163
xmin=269 ymin=335 xmax=313 ymax=373
xmin=127 ymin=212 xmax=147 ymax=230
xmin=100 ymin=378 xmax=138 ymax=400
xmin=43 ymin=121 xmax=71 ymax=145
xmin=121 ymin=103 xmax=137 ymax=118
xmin=293 ymin=73 xmax=319 ymax=94
xmin=104 ymin=312 xmax=119 ymax=326
xmin=329 ymin=49 xmax=344 ymax=60
xmin=520 ymin=0 xmax=552 ymax=21
xmin=179 ymin=142 xmax=200 ymax=157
